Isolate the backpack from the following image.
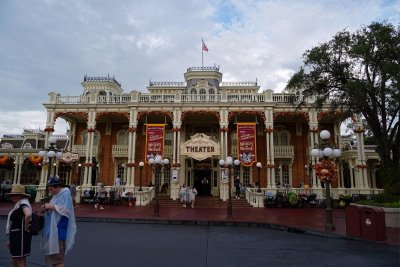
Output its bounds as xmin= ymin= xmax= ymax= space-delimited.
xmin=30 ymin=212 xmax=44 ymax=236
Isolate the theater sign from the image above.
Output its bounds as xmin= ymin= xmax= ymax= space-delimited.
xmin=181 ymin=133 xmax=220 ymax=161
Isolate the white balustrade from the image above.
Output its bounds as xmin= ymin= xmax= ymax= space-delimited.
xmin=274 ymin=146 xmax=294 ymax=157
xmin=72 ymin=145 xmax=99 ymax=156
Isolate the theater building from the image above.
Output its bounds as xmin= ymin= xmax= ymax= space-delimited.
xmin=0 ymin=66 xmax=382 ymax=204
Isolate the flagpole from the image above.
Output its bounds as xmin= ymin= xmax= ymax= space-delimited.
xmin=201 ymin=39 xmax=204 ymax=68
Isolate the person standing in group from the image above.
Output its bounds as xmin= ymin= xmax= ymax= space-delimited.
xmin=234 ymin=176 xmax=241 ymax=199
xmin=5 ymin=185 xmax=33 ymax=267
xmin=179 ymin=184 xmax=188 ymax=207
xmin=188 ymin=186 xmax=198 ymax=208
xmin=114 ymin=175 xmax=122 ymax=193
xmin=69 ymin=183 xmax=76 ymax=207
xmin=41 ymin=177 xmax=76 ymax=267
xmin=95 ymin=183 xmax=107 ymax=210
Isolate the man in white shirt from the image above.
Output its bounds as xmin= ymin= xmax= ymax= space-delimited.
xmin=114 ymin=176 xmax=122 ymax=193
xmin=114 ymin=176 xmax=122 ymax=187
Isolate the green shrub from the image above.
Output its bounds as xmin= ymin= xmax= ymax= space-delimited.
xmin=380 ymin=165 xmax=400 ymax=195
xmin=372 ymin=192 xmax=400 ymax=203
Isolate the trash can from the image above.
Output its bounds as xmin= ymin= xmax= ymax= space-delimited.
xmin=360 ymin=207 xmax=386 ymax=241
xmin=345 ymin=204 xmax=362 ymax=237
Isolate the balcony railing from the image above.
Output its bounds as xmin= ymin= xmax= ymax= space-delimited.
xmin=53 ymin=92 xmax=309 ymax=105
xmin=112 ymin=145 xmax=128 ymax=156
xmin=274 ymin=146 xmax=294 ymax=158
xmin=110 ymin=145 xmax=173 ymax=158
xmin=72 ymin=145 xmax=100 ymax=156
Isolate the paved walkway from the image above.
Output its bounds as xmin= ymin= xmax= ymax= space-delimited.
xmin=0 ymin=202 xmax=398 ymax=246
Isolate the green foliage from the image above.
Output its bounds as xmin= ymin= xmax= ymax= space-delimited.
xmin=372 ymin=192 xmax=400 ymax=203
xmin=339 ymin=194 xmax=351 ymax=199
xmin=380 ymin=165 xmax=400 ymax=195
xmin=286 ymin=22 xmax=400 ymax=169
xmin=288 ymin=192 xmax=298 ymax=205
xmin=355 ymin=192 xmax=400 ymax=208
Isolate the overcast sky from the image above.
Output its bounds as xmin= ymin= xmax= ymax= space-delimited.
xmin=0 ymin=0 xmax=399 ymax=136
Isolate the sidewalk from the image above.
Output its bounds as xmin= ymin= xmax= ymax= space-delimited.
xmin=1 ymin=202 xmax=398 ymax=246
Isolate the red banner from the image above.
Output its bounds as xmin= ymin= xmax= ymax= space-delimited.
xmin=145 ymin=124 xmax=165 ymax=162
xmin=237 ymin=123 xmax=257 ymax=166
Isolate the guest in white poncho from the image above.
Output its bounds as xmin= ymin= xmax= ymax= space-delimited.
xmin=188 ymin=186 xmax=198 ymax=208
xmin=179 ymin=185 xmax=188 ymax=207
xmin=41 ymin=177 xmax=76 ymax=267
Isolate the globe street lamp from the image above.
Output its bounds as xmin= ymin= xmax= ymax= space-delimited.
xmin=138 ymin=161 xmax=144 ymax=191
xmin=219 ymin=156 xmax=240 ymax=220
xmin=148 ymin=156 xmax=169 ymax=217
xmin=39 ymin=136 xmax=63 ymax=180
xmin=311 ymin=130 xmax=341 ymax=231
xmin=256 ymin=162 xmax=262 ymax=192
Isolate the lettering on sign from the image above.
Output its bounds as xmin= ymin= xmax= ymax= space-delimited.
xmin=180 ymin=133 xmax=220 ymax=161
xmin=60 ymin=152 xmax=80 ymax=163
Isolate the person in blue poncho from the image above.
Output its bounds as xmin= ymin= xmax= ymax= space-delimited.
xmin=41 ymin=177 xmax=76 ymax=267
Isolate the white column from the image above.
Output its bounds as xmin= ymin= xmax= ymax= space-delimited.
xmin=172 ymin=131 xmax=177 ymax=164
xmin=266 ymin=132 xmax=270 ymax=187
xmin=314 ymin=132 xmax=321 ymax=188
xmin=87 ymin=131 xmax=95 ymax=186
xmin=176 ymin=129 xmax=181 ymax=164
xmin=270 ymin=131 xmax=276 ymax=188
xmin=126 ymin=130 xmax=133 ymax=186
xmin=224 ymin=131 xmax=228 ymax=158
xmin=220 ymin=130 xmax=224 ymax=158
xmin=130 ymin=130 xmax=137 ymax=187
xmin=13 ymin=155 xmax=19 ymax=184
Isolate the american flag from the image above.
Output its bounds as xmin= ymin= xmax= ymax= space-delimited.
xmin=202 ymin=40 xmax=208 ymax=52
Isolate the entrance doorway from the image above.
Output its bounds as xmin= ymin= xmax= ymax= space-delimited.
xmin=193 ymin=170 xmax=212 ymax=196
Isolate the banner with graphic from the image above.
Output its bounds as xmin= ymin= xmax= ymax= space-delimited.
xmin=237 ymin=123 xmax=257 ymax=166
xmin=145 ymin=124 xmax=165 ymax=163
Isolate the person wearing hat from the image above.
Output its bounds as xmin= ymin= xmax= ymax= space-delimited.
xmin=41 ymin=177 xmax=76 ymax=267
xmin=5 ymin=184 xmax=33 ymax=267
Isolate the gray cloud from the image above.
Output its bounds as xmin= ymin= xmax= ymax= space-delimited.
xmin=0 ymin=0 xmax=398 ymax=135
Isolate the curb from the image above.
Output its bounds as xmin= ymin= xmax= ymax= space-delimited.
xmin=74 ymin=216 xmax=347 ymax=240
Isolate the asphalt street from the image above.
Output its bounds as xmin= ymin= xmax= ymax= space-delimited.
xmin=0 ymin=219 xmax=398 ymax=267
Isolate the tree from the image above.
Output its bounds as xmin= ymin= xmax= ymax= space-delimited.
xmin=286 ymin=22 xmax=400 ymax=172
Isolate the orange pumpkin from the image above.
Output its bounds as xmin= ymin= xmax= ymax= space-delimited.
xmin=0 ymin=156 xmax=9 ymax=165
xmin=29 ymin=156 xmax=43 ymax=165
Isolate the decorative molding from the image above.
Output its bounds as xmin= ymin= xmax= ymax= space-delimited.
xmin=44 ymin=127 xmax=55 ymax=133
xmin=273 ymin=111 xmax=309 ymax=122
xmin=227 ymin=111 xmax=264 ymax=122
xmin=317 ymin=111 xmax=343 ymax=122
xmin=181 ymin=111 xmax=219 ymax=121
xmin=127 ymin=127 xmax=137 ymax=133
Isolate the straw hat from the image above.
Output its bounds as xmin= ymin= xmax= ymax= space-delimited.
xmin=7 ymin=184 xmax=30 ymax=197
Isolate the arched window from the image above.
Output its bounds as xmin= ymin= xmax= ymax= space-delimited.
xmin=23 ymin=143 xmax=33 ymax=149
xmin=231 ymin=131 xmax=237 ymax=156
xmin=190 ymin=88 xmax=197 ymax=94
xmin=117 ymin=130 xmax=128 ymax=145
xmin=199 ymin=88 xmax=207 ymax=101
xmin=273 ymin=130 xmax=290 ymax=146
xmin=82 ymin=131 xmax=101 ymax=145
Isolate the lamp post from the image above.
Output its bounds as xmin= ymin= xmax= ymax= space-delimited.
xmin=219 ymin=156 xmax=240 ymax=220
xmin=148 ymin=156 xmax=169 ymax=217
xmin=311 ymin=130 xmax=341 ymax=231
xmin=138 ymin=161 xmax=144 ymax=191
xmin=39 ymin=136 xmax=62 ymax=199
xmin=256 ymin=162 xmax=262 ymax=192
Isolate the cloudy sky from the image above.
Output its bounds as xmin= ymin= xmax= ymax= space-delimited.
xmin=0 ymin=0 xmax=399 ymax=136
